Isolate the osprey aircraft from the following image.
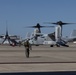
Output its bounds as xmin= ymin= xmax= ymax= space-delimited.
xmin=0 ymin=23 xmax=20 ymax=46
xmin=24 ymin=21 xmax=76 ymax=47
xmin=44 ymin=21 xmax=76 ymax=47
xmin=25 ymin=23 xmax=54 ymax=39
xmin=24 ymin=23 xmax=55 ymax=46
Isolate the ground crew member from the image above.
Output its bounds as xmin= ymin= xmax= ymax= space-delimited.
xmin=24 ymin=39 xmax=32 ymax=58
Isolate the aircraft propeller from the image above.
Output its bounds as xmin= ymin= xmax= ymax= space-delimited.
xmin=44 ymin=21 xmax=76 ymax=36
xmin=44 ymin=21 xmax=75 ymax=26
xmin=25 ymin=23 xmax=54 ymax=33
xmin=0 ymin=22 xmax=19 ymax=46
xmin=1 ymin=21 xmax=11 ymax=44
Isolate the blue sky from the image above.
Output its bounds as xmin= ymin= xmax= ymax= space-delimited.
xmin=0 ymin=0 xmax=76 ymax=38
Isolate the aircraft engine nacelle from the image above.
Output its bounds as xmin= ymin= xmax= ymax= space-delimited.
xmin=34 ymin=29 xmax=39 ymax=35
xmin=55 ymin=25 xmax=61 ymax=42
xmin=33 ymin=28 xmax=43 ymax=38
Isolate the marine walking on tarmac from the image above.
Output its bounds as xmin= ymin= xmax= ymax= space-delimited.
xmin=24 ymin=39 xmax=32 ymax=58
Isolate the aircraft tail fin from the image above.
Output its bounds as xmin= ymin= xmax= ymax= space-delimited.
xmin=48 ymin=32 xmax=55 ymax=41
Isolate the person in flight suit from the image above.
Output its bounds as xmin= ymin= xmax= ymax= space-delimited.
xmin=24 ymin=39 xmax=32 ymax=58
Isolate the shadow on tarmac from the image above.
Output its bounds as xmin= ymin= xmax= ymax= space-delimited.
xmin=0 ymin=71 xmax=76 ymax=75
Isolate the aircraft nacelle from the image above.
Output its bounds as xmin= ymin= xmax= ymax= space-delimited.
xmin=34 ymin=28 xmax=40 ymax=34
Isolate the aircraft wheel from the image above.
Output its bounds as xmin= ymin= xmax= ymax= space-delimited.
xmin=50 ymin=45 xmax=54 ymax=47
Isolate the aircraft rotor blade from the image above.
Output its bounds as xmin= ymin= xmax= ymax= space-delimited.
xmin=2 ymin=38 xmax=7 ymax=44
xmin=44 ymin=22 xmax=57 ymax=25
xmin=25 ymin=25 xmax=54 ymax=28
xmin=8 ymin=39 xmax=11 ymax=45
xmin=61 ymin=23 xmax=76 ymax=25
xmin=44 ymin=21 xmax=76 ymax=25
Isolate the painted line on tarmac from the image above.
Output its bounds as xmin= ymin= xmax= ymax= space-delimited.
xmin=0 ymin=61 xmax=76 ymax=64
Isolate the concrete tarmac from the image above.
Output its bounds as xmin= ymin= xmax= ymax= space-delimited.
xmin=0 ymin=43 xmax=76 ymax=73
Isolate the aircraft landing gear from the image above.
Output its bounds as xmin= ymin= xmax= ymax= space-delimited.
xmin=50 ymin=45 xmax=54 ymax=47
xmin=56 ymin=44 xmax=60 ymax=47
